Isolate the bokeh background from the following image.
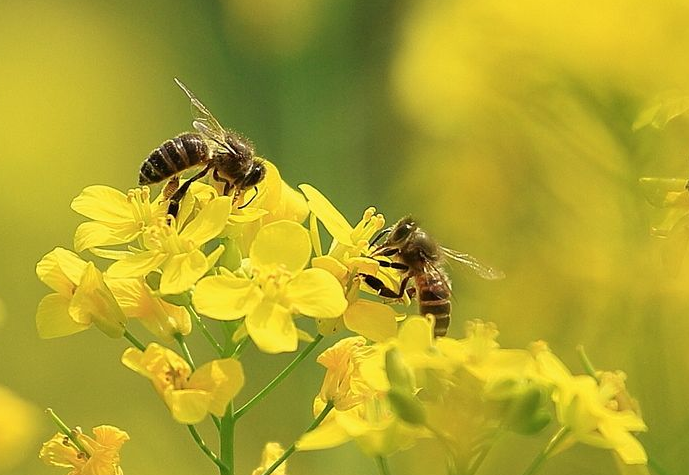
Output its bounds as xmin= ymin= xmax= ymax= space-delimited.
xmin=2 ymin=0 xmax=689 ymax=474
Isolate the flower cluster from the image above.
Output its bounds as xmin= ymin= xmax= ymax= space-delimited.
xmin=35 ymin=157 xmax=650 ymax=475
xmin=300 ymin=317 xmax=648 ymax=474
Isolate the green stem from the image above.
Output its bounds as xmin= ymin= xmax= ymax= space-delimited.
xmin=260 ymin=400 xmax=335 ymax=475
xmin=235 ymin=334 xmax=324 ymax=420
xmin=45 ymin=408 xmax=90 ymax=457
xmin=466 ymin=426 xmax=503 ymax=475
xmin=219 ymin=402 xmax=235 ymax=475
xmin=187 ymin=425 xmax=229 ymax=472
xmin=174 ymin=333 xmax=196 ymax=371
xmin=375 ymin=456 xmax=393 ymax=475
xmin=575 ymin=345 xmax=599 ymax=381
xmin=649 ymin=455 xmax=672 ymax=475
xmin=187 ymin=304 xmax=223 ymax=356
xmin=231 ymin=337 xmax=250 ymax=358
xmin=123 ymin=329 xmax=145 ymax=351
xmin=521 ymin=427 xmax=570 ymax=475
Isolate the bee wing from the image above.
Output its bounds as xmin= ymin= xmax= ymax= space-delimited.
xmin=174 ymin=78 xmax=227 ymax=145
xmin=439 ymin=246 xmax=505 ymax=280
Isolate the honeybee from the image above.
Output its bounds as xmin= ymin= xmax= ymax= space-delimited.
xmin=139 ymin=78 xmax=266 ymax=218
xmin=360 ymin=216 xmax=504 ymax=337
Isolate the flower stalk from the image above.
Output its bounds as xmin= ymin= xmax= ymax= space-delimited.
xmin=235 ymin=334 xmax=324 ymax=420
xmin=520 ymin=427 xmax=570 ymax=475
xmin=259 ymin=400 xmax=335 ymax=475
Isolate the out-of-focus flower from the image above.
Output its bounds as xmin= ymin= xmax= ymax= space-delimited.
xmin=121 ymin=343 xmax=244 ymax=424
xmin=250 ymin=442 xmax=287 ymax=475
xmin=0 ymin=386 xmax=39 ymax=471
xmin=107 ymin=197 xmax=231 ymax=295
xmin=72 ymin=185 xmax=166 ymax=254
xmin=40 ymin=424 xmax=129 ymax=475
xmin=639 ymin=177 xmax=689 ymax=275
xmin=36 ymin=248 xmax=127 ymax=339
xmin=106 ymin=278 xmax=191 ymax=341
xmin=532 ymin=343 xmax=647 ymax=465
xmin=193 ymin=220 xmax=347 ymax=353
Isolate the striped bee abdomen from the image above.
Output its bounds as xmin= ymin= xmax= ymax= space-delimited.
xmin=416 ymin=269 xmax=452 ymax=337
xmin=138 ymin=133 xmax=208 ymax=185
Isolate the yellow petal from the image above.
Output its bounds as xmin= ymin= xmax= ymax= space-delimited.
xmin=246 ymin=301 xmax=298 ymax=354
xmin=74 ymin=221 xmax=140 ymax=252
xmin=71 ymin=185 xmax=132 ymax=222
xmin=159 ymin=250 xmax=208 ymax=295
xmin=312 ymin=255 xmax=349 ymax=282
xmin=599 ymin=420 xmax=647 ymax=465
xmin=92 ymin=425 xmax=130 ymax=450
xmin=343 ymin=300 xmax=397 ymax=342
xmin=107 ymin=251 xmax=167 ymax=278
xmin=193 ymin=273 xmax=263 ymax=320
xmin=165 ymin=389 xmax=213 ymax=424
xmin=36 ymin=293 xmax=90 ymax=338
xmin=69 ymin=263 xmax=127 ymax=338
xmin=298 ymin=184 xmax=354 ymax=246
xmin=179 ymin=196 xmax=233 ymax=246
xmin=296 ymin=419 xmax=351 ymax=451
xmin=188 ymin=358 xmax=245 ymax=417
xmin=36 ymin=247 xmax=87 ymax=294
xmin=285 ymin=268 xmax=347 ymax=318
xmin=250 ymin=221 xmax=312 ymax=273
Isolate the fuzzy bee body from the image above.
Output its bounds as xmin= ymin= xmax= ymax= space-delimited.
xmin=138 ymin=79 xmax=266 ymax=218
xmin=139 ymin=133 xmax=208 ymax=186
xmin=362 ymin=216 xmax=503 ymax=337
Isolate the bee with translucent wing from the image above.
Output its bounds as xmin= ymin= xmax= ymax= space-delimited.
xmin=138 ymin=79 xmax=265 ymax=218
xmin=359 ymin=216 xmax=504 ymax=337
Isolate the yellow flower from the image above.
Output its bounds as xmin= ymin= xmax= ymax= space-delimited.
xmin=317 ymin=336 xmax=376 ymax=410
xmin=40 ymin=425 xmax=129 ymax=475
xmin=299 ymin=184 xmax=397 ymax=342
xmin=250 ymin=442 xmax=287 ymax=475
xmin=106 ymin=277 xmax=191 ymax=341
xmin=121 ymin=343 xmax=244 ymax=424
xmin=36 ymin=248 xmax=127 ymax=339
xmin=437 ymin=319 xmax=537 ymax=383
xmin=532 ymin=343 xmax=647 ymax=465
xmin=0 ymin=386 xmax=39 ymax=471
xmin=72 ymin=185 xmax=166 ymax=254
xmin=297 ymin=396 xmax=421 ymax=457
xmin=297 ymin=335 xmax=424 ymax=457
xmin=193 ymin=220 xmax=347 ymax=353
xmin=107 ymin=196 xmax=232 ymax=294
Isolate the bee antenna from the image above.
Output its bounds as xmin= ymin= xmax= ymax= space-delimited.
xmin=370 ymin=227 xmax=391 ymax=247
xmin=238 ymin=186 xmax=259 ymax=209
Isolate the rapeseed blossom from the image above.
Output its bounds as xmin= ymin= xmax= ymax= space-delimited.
xmin=107 ymin=197 xmax=232 ymax=294
xmin=532 ymin=343 xmax=648 ymax=465
xmin=36 ymin=248 xmax=127 ymax=338
xmin=250 ymin=442 xmax=287 ymax=475
xmin=40 ymin=424 xmax=129 ymax=475
xmin=121 ymin=343 xmax=244 ymax=424
xmin=193 ymin=220 xmax=347 ymax=353
xmin=300 ymin=184 xmax=399 ymax=341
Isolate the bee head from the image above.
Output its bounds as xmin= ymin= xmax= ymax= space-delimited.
xmin=384 ymin=216 xmax=417 ymax=246
xmin=240 ymin=161 xmax=266 ymax=189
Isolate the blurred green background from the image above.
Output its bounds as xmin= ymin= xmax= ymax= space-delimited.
xmin=2 ymin=0 xmax=689 ymax=474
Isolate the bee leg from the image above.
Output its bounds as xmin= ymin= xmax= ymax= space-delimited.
xmin=167 ymin=165 xmax=211 ymax=219
xmin=371 ymin=247 xmax=399 ymax=258
xmin=358 ymin=273 xmax=411 ymax=299
xmin=376 ymin=260 xmax=409 ymax=271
